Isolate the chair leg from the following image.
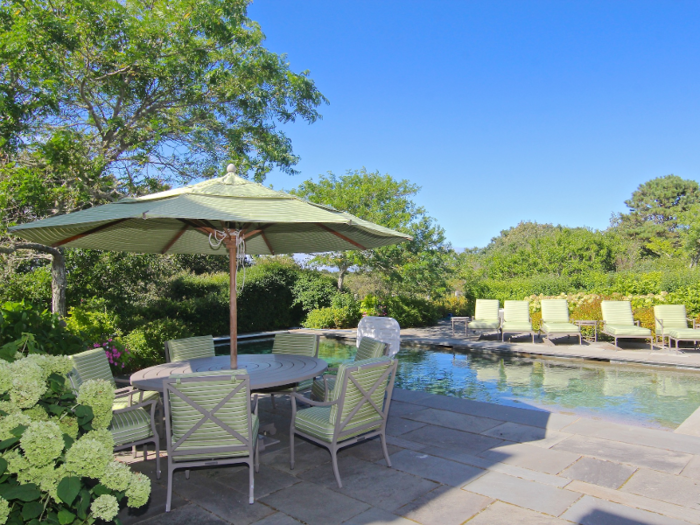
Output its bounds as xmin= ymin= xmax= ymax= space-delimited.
xmin=330 ymin=446 xmax=342 ymax=488
xmin=142 ymin=443 xmax=148 ymax=461
xmin=289 ymin=430 xmax=295 ymax=470
xmin=248 ymin=459 xmax=255 ymax=504
xmin=155 ymin=437 xmax=161 ymax=480
xmin=166 ymin=464 xmax=174 ymax=512
xmin=185 ymin=469 xmax=190 ymax=480
xmin=132 ymin=445 xmax=137 ymax=459
xmin=254 ymin=439 xmax=260 ymax=473
xmin=380 ymin=433 xmax=392 ymax=467
xmin=271 ymin=394 xmax=276 ymax=410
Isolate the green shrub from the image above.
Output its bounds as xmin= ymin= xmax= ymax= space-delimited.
xmin=435 ymin=296 xmax=472 ymax=317
xmin=124 ymin=318 xmax=192 ymax=370
xmin=302 ymin=308 xmax=337 ymax=329
xmin=385 ymin=295 xmax=440 ymax=328
xmin=64 ymin=299 xmax=122 ymax=343
xmin=292 ymin=272 xmax=339 ymax=312
xmin=302 ymin=295 xmax=361 ymax=329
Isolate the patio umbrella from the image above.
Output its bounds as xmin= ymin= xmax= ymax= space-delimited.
xmin=9 ymin=165 xmax=411 ymax=368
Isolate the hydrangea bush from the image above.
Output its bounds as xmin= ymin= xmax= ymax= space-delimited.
xmin=0 ymin=354 xmax=151 ymax=524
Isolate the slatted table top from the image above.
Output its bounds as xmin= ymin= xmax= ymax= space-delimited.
xmin=130 ymin=354 xmax=328 ymax=392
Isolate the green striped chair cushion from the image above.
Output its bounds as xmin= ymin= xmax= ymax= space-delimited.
xmin=601 ymin=301 xmax=635 ymax=326
xmin=604 ymin=325 xmax=651 ymax=336
xmin=501 ymin=321 xmax=533 ymax=331
xmin=274 ymin=378 xmax=313 ymax=394
xmin=474 ymin=299 xmax=500 ymax=321
xmin=167 ymin=371 xmax=255 ymax=460
xmin=311 ymin=376 xmax=336 ymax=401
xmin=112 ymin=389 xmax=160 ymax=411
xmin=504 ymin=301 xmax=530 ymax=324
xmin=329 ymin=357 xmax=392 ymax=432
xmin=541 ymin=322 xmax=580 ymax=334
xmin=541 ymin=300 xmax=570 ymax=323
xmin=468 ymin=320 xmax=500 ymax=329
xmin=167 ymin=335 xmax=215 ymax=362
xmin=356 ymin=337 xmax=387 ymax=361
xmin=668 ymin=328 xmax=700 ymax=340
xmin=173 ymin=417 xmax=259 ymax=461
xmin=110 ymin=407 xmax=153 ymax=446
xmin=294 ymin=407 xmax=380 ymax=442
xmin=654 ymin=305 xmax=689 ymax=333
xmin=69 ymin=348 xmax=116 ymax=389
xmin=272 ymin=333 xmax=319 ymax=357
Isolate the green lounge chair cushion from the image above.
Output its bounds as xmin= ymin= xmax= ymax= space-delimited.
xmin=501 ymin=322 xmax=534 ymax=332
xmin=604 ymin=325 xmax=651 ymax=336
xmin=112 ymin=389 xmax=160 ymax=411
xmin=110 ymin=407 xmax=153 ymax=446
xmin=601 ymin=301 xmax=635 ymax=326
xmin=504 ymin=301 xmax=530 ymax=323
xmin=468 ymin=320 xmax=500 ymax=329
xmin=541 ymin=300 xmax=570 ymax=323
xmin=167 ymin=335 xmax=215 ymax=362
xmin=667 ymin=328 xmax=700 ymax=340
xmin=654 ymin=305 xmax=689 ymax=334
xmin=474 ymin=299 xmax=500 ymax=321
xmin=541 ymin=322 xmax=580 ymax=334
xmin=272 ymin=333 xmax=318 ymax=356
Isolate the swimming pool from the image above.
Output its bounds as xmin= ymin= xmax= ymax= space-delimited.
xmin=235 ymin=337 xmax=700 ymax=429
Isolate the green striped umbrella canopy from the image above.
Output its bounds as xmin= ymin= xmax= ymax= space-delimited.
xmin=9 ymin=166 xmax=411 ymax=367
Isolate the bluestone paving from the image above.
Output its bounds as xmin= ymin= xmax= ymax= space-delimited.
xmin=260 ymin=481 xmax=369 ymax=525
xmin=483 ymin=421 xmax=572 ymax=448
xmin=402 ymin=406 xmax=502 ymax=434
xmin=208 ymin=463 xmax=300 ymax=498
xmin=260 ymin=440 xmax=331 ymax=474
xmin=478 ymin=442 xmax=580 ymax=474
xmin=396 ymin=486 xmax=493 ymax=525
xmin=620 ymin=468 xmax=700 ymax=510
xmin=553 ymin=434 xmax=694 ymax=474
xmin=298 ymin=456 xmax=438 ymax=511
xmin=679 ymin=455 xmax=700 ymax=480
xmin=386 ymin=415 xmax=426 ymax=436
xmin=381 ymin=449 xmax=485 ymax=486
xmin=560 ymin=457 xmax=637 ymax=489
xmin=561 ymin=495 xmax=690 ymax=525
xmin=463 ymin=470 xmax=582 ymax=516
xmin=399 ymin=424 xmax=503 ymax=454
xmin=249 ymin=513 xmax=304 ymax=525
xmin=137 ymin=504 xmax=228 ymax=525
xmin=466 ymin=501 xmax=571 ymax=524
xmin=341 ymin=507 xmax=416 ymax=525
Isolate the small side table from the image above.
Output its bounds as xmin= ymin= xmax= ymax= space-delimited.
xmin=575 ymin=320 xmax=598 ymax=342
xmin=451 ymin=316 xmax=471 ymax=336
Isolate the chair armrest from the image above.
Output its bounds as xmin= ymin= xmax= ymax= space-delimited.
xmin=114 ymin=387 xmax=148 ymax=407
xmin=114 ymin=377 xmax=131 ymax=386
xmin=112 ymin=396 xmax=158 ymax=415
xmin=251 ymin=394 xmax=259 ymax=417
xmin=634 ymin=320 xmax=641 ymax=326
xmin=289 ymin=392 xmax=339 ymax=407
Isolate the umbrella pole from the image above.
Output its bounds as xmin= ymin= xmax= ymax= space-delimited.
xmin=228 ymin=240 xmax=238 ymax=369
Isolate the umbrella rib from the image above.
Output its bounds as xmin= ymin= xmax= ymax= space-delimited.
xmin=260 ymin=231 xmax=275 ymax=255
xmin=161 ymin=223 xmax=189 ymax=254
xmin=51 ymin=218 xmax=131 ymax=247
xmin=315 ymin=223 xmax=367 ymax=250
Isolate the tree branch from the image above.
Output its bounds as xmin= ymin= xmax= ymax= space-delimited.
xmin=0 ymin=242 xmax=62 ymax=258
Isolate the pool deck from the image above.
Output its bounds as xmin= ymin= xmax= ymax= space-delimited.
xmin=119 ymin=389 xmax=700 ymax=525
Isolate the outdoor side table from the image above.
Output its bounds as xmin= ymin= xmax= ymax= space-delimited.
xmin=451 ymin=316 xmax=470 ymax=336
xmin=575 ymin=320 xmax=598 ymax=342
xmin=131 ymin=354 xmax=328 ymax=392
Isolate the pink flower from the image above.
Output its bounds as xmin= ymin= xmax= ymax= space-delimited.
xmin=108 ymin=339 xmax=113 ymax=342
xmin=93 ymin=343 xmax=100 ymax=348
xmin=121 ymin=364 xmax=125 ymax=368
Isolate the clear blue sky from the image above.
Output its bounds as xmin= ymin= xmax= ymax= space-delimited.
xmin=248 ymin=0 xmax=700 ymax=249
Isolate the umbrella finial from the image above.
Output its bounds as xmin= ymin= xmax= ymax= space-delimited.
xmin=226 ymin=164 xmax=236 ymax=174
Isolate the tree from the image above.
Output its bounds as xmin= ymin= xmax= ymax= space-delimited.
xmin=291 ymin=168 xmax=453 ymax=295
xmin=613 ymin=175 xmax=700 ymax=259
xmin=0 ymin=0 xmax=326 ymax=314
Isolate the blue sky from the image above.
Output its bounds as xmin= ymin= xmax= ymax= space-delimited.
xmin=248 ymin=0 xmax=700 ymax=249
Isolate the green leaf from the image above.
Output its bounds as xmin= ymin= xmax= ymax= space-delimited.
xmin=1 ymin=483 xmax=41 ymax=501
xmin=0 ymin=457 xmax=7 ymax=476
xmin=57 ymin=508 xmax=76 ymax=524
xmin=9 ymin=425 xmax=27 ymax=437
xmin=21 ymin=501 xmax=43 ymax=520
xmin=0 ymin=437 xmax=19 ymax=450
xmin=57 ymin=476 xmax=81 ymax=506
xmin=62 ymin=433 xmax=74 ymax=450
xmin=76 ymin=489 xmax=91 ymax=520
xmin=91 ymin=484 xmax=111 ymax=497
xmin=47 ymin=403 xmax=64 ymax=415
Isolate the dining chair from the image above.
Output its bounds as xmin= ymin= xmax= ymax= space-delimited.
xmin=290 ymin=357 xmax=398 ymax=488
xmin=164 ymin=335 xmax=216 ymax=363
xmin=163 ymin=370 xmax=259 ymax=511
xmin=268 ymin=333 xmax=319 ymax=408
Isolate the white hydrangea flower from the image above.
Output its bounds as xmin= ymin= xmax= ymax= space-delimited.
xmin=125 ymin=471 xmax=151 ymax=508
xmin=77 ymin=379 xmax=115 ymax=430
xmin=0 ymin=411 xmax=31 ymax=441
xmin=0 ymin=496 xmax=9 ymax=525
xmin=64 ymin=438 xmax=112 ymax=479
xmin=90 ymin=494 xmax=119 ymax=522
xmin=20 ymin=421 xmax=64 ymax=467
xmin=100 ymin=461 xmax=132 ymax=492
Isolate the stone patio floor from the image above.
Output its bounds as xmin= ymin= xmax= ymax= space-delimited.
xmin=117 ymin=387 xmax=700 ymax=525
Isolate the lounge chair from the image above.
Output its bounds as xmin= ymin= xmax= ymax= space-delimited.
xmin=268 ymin=333 xmax=320 ymax=408
xmin=69 ymin=348 xmax=161 ymax=475
xmin=501 ymin=300 xmax=536 ymax=343
xmin=654 ymin=304 xmax=700 ymax=349
xmin=290 ymin=357 xmax=398 ymax=488
xmin=601 ymin=300 xmax=653 ymax=350
xmin=311 ymin=336 xmax=387 ymax=401
xmin=164 ymin=335 xmax=216 ymax=363
xmin=163 ymin=370 xmax=259 ymax=511
xmin=468 ymin=299 xmax=501 ymax=337
xmin=540 ymin=299 xmax=582 ymax=344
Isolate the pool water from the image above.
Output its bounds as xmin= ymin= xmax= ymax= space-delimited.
xmin=235 ymin=337 xmax=700 ymax=429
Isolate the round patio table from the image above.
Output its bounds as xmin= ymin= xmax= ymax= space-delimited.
xmin=130 ymin=354 xmax=328 ymax=392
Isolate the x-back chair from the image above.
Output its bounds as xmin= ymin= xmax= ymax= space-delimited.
xmin=163 ymin=370 xmax=259 ymax=511
xmin=290 ymin=357 xmax=398 ymax=488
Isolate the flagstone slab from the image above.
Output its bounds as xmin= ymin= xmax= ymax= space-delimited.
xmin=297 ymin=456 xmax=438 ymax=511
xmin=478 ymin=442 xmax=580 ymax=475
xmin=463 ymin=470 xmax=582 ymax=516
xmin=561 ymin=495 xmax=689 ymax=525
xmin=402 ymin=407 xmax=503 ymax=434
xmin=386 ymin=416 xmax=426 ymax=436
xmin=260 ymin=482 xmax=369 ymax=525
xmin=261 ymin=441 xmax=330 ymax=474
xmin=396 ymin=486 xmax=493 ymax=525
xmin=382 ymin=449 xmax=485 ymax=486
xmin=621 ymin=468 xmax=700 ymax=510
xmin=205 ymin=463 xmax=300 ymax=498
xmin=466 ymin=501 xmax=571 ymax=524
xmin=482 ymin=421 xmax=571 ymax=448
xmin=341 ymin=507 xmax=416 ymax=525
xmin=400 ymin=424 xmax=504 ymax=455
xmin=679 ymin=455 xmax=700 ymax=481
xmin=136 ymin=504 xmax=229 ymax=525
xmin=559 ymin=457 xmax=637 ymax=489
xmin=552 ymin=435 xmax=693 ymax=474
xmin=250 ymin=513 xmax=304 ymax=525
